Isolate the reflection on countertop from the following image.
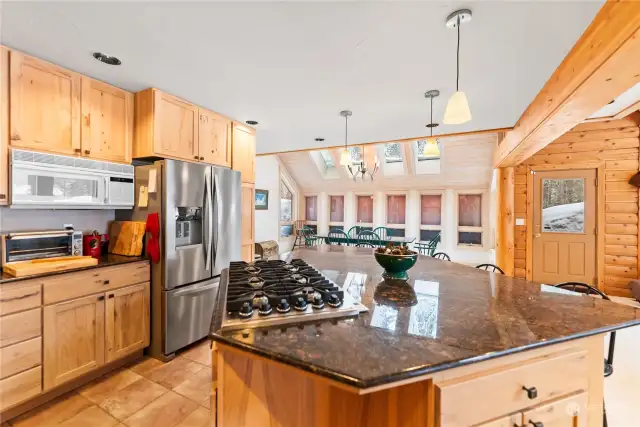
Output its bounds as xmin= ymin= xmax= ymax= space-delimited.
xmin=211 ymin=245 xmax=640 ymax=388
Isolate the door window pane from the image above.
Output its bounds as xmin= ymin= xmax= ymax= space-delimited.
xmin=330 ymin=196 xmax=344 ymax=222
xmin=357 ymin=196 xmax=374 ymax=223
xmin=421 ymin=195 xmax=442 ymax=225
xmin=305 ymin=196 xmax=318 ymax=221
xmin=387 ymin=195 xmax=406 ymax=224
xmin=542 ymin=178 xmax=585 ymax=233
xmin=458 ymin=195 xmax=482 ymax=227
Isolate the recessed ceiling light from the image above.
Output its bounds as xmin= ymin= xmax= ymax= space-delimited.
xmin=92 ymin=52 xmax=121 ymax=66
xmin=246 ymin=120 xmax=259 ymax=126
xmin=315 ymin=138 xmax=325 ymax=142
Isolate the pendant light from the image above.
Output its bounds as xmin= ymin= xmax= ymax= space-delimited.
xmin=339 ymin=110 xmax=353 ymax=166
xmin=444 ymin=9 xmax=472 ymax=125
xmin=423 ymin=90 xmax=441 ymax=158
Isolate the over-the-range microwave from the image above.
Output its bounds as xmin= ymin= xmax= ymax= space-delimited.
xmin=9 ymin=149 xmax=135 ymax=209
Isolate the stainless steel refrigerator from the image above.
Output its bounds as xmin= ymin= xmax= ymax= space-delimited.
xmin=125 ymin=159 xmax=241 ymax=360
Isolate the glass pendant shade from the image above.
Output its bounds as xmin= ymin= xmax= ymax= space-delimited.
xmin=340 ymin=148 xmax=352 ymax=166
xmin=422 ymin=138 xmax=440 ymax=157
xmin=443 ymin=91 xmax=471 ymax=124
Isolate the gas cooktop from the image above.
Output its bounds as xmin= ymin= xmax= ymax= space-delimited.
xmin=221 ymin=259 xmax=368 ymax=331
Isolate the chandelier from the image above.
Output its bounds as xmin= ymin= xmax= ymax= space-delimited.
xmin=338 ymin=110 xmax=379 ymax=181
xmin=423 ymin=89 xmax=441 ymax=158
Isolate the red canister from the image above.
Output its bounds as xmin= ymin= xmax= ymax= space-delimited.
xmin=83 ymin=231 xmax=105 ymax=259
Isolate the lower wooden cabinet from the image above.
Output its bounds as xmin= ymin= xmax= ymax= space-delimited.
xmin=43 ymin=293 xmax=106 ymax=390
xmin=105 ymin=283 xmax=150 ymax=363
xmin=0 ymin=366 xmax=42 ymax=411
xmin=522 ymin=392 xmax=588 ymax=427
xmin=476 ymin=415 xmax=520 ymax=427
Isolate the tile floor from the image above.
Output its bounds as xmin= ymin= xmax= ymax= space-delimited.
xmin=3 ymin=340 xmax=215 ymax=427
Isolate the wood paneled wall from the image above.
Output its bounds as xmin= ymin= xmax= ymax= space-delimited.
xmin=512 ymin=113 xmax=640 ymax=297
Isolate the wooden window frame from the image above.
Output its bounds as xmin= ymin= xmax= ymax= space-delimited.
xmin=419 ymin=191 xmax=443 ymax=241
xmin=279 ymin=171 xmax=298 ymax=239
xmin=328 ymin=194 xmax=346 ymax=229
xmin=455 ymin=191 xmax=487 ymax=248
xmin=355 ymin=193 xmax=375 ymax=228
xmin=385 ymin=192 xmax=408 ymax=231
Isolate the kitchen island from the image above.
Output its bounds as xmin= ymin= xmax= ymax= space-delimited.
xmin=210 ymin=245 xmax=640 ymax=427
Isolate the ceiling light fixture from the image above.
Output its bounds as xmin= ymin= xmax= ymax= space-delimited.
xmin=337 ymin=110 xmax=379 ymax=181
xmin=246 ymin=120 xmax=259 ymax=126
xmin=339 ymin=110 xmax=353 ymax=166
xmin=443 ymin=9 xmax=472 ymax=125
xmin=423 ymin=90 xmax=441 ymax=158
xmin=92 ymin=52 xmax=121 ymax=66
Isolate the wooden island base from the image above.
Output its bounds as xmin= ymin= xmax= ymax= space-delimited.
xmin=214 ymin=335 xmax=604 ymax=427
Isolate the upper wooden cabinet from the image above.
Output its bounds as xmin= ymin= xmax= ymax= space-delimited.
xmin=9 ymin=50 xmax=81 ymax=156
xmin=232 ymin=122 xmax=256 ymax=183
xmin=199 ymin=108 xmax=231 ymax=167
xmin=0 ymin=47 xmax=8 ymax=205
xmin=81 ymin=77 xmax=133 ymax=163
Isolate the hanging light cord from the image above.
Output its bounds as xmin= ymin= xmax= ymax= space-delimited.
xmin=344 ymin=114 xmax=348 ymax=149
xmin=430 ymin=96 xmax=434 ymax=137
xmin=456 ymin=16 xmax=461 ymax=92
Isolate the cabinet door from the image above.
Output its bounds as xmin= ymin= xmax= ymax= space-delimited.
xmin=9 ymin=51 xmax=81 ymax=155
xmin=43 ymin=294 xmax=105 ymax=390
xmin=81 ymin=77 xmax=133 ymax=163
xmin=477 ymin=415 xmax=521 ymax=427
xmin=232 ymin=123 xmax=256 ymax=183
xmin=522 ymin=392 xmax=588 ymax=427
xmin=105 ymin=283 xmax=149 ymax=363
xmin=153 ymin=90 xmax=198 ymax=161
xmin=199 ymin=109 xmax=231 ymax=167
xmin=0 ymin=47 xmax=8 ymax=205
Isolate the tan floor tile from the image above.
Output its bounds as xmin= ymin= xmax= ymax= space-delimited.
xmin=123 ymin=391 xmax=199 ymax=427
xmin=11 ymin=393 xmax=94 ymax=427
xmin=142 ymin=357 xmax=206 ymax=389
xmin=78 ymin=369 xmax=143 ymax=404
xmin=172 ymin=368 xmax=212 ymax=405
xmin=99 ymin=378 xmax=169 ymax=421
xmin=173 ymin=407 xmax=213 ymax=427
xmin=179 ymin=341 xmax=212 ymax=366
xmin=59 ymin=406 xmax=119 ymax=427
xmin=129 ymin=356 xmax=165 ymax=377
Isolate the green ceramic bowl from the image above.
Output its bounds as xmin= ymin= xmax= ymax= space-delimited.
xmin=374 ymin=252 xmax=418 ymax=280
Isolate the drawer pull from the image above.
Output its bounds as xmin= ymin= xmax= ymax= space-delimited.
xmin=522 ymin=385 xmax=538 ymax=399
xmin=97 ymin=295 xmax=105 ymax=301
xmin=108 ymin=294 xmax=114 ymax=299
xmin=528 ymin=421 xmax=543 ymax=427
xmin=103 ymin=280 xmax=110 ymax=285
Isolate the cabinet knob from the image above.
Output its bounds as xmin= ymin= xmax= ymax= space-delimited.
xmin=528 ymin=421 xmax=543 ymax=427
xmin=200 ymin=157 xmax=204 ymax=161
xmin=194 ymin=156 xmax=199 ymax=160
xmin=0 ymin=194 xmax=5 ymax=200
xmin=108 ymin=294 xmax=114 ymax=299
xmin=84 ymin=150 xmax=91 ymax=155
xmin=74 ymin=148 xmax=82 ymax=154
xmin=103 ymin=279 xmax=110 ymax=285
xmin=97 ymin=295 xmax=105 ymax=301
xmin=522 ymin=386 xmax=538 ymax=399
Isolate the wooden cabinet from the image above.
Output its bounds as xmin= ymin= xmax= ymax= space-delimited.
xmin=476 ymin=416 xmax=520 ymax=427
xmin=0 ymin=366 xmax=41 ymax=411
xmin=81 ymin=77 xmax=134 ymax=163
xmin=105 ymin=283 xmax=150 ymax=363
xmin=43 ymin=293 xmax=105 ymax=390
xmin=241 ymin=182 xmax=255 ymax=262
xmin=522 ymin=393 xmax=588 ymax=427
xmin=199 ymin=108 xmax=231 ymax=167
xmin=9 ymin=50 xmax=81 ymax=156
xmin=232 ymin=122 xmax=256 ymax=184
xmin=0 ymin=47 xmax=8 ymax=205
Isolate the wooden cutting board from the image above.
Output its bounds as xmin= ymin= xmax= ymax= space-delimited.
xmin=109 ymin=221 xmax=146 ymax=256
xmin=3 ymin=256 xmax=99 ymax=277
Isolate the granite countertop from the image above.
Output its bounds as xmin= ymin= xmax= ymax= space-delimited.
xmin=0 ymin=254 xmax=148 ymax=284
xmin=210 ymin=245 xmax=640 ymax=389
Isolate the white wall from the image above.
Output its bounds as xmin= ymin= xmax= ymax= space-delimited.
xmin=254 ymin=156 xmax=281 ymax=243
xmin=0 ymin=207 xmax=115 ymax=234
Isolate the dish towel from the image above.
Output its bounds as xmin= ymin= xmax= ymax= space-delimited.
xmin=145 ymin=213 xmax=160 ymax=264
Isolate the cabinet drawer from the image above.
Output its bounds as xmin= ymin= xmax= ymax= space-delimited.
xmin=0 ymin=337 xmax=41 ymax=380
xmin=522 ymin=392 xmax=588 ymax=427
xmin=0 ymin=366 xmax=41 ymax=411
xmin=436 ymin=350 xmax=588 ymax=427
xmin=43 ymin=261 xmax=149 ymax=304
xmin=0 ymin=279 xmax=43 ymax=316
xmin=0 ymin=308 xmax=41 ymax=348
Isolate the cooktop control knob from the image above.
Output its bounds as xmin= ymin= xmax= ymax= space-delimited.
xmin=277 ymin=298 xmax=291 ymax=313
xmin=293 ymin=296 xmax=308 ymax=311
xmin=239 ymin=302 xmax=253 ymax=318
xmin=258 ymin=301 xmax=272 ymax=316
xmin=312 ymin=294 xmax=325 ymax=309
xmin=327 ymin=293 xmax=342 ymax=308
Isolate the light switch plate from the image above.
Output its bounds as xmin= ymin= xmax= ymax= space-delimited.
xmin=516 ymin=218 xmax=525 ymax=226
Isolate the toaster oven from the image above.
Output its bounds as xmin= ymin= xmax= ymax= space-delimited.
xmin=1 ymin=229 xmax=84 ymax=267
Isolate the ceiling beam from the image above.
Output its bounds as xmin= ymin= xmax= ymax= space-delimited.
xmin=494 ymin=0 xmax=640 ymax=167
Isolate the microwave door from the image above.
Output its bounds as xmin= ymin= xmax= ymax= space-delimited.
xmin=212 ymin=166 xmax=242 ymax=276
xmin=163 ymin=160 xmax=212 ymax=290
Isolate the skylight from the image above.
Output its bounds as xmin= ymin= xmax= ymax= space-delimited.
xmin=416 ymin=140 xmax=440 ymax=161
xmin=348 ymin=147 xmax=362 ymax=164
xmin=319 ymin=150 xmax=335 ymax=168
xmin=384 ymin=143 xmax=402 ymax=163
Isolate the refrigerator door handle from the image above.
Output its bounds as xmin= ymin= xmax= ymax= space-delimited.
xmin=213 ymin=172 xmax=222 ymax=269
xmin=173 ymin=282 xmax=218 ymax=297
xmin=204 ymin=169 xmax=213 ymax=271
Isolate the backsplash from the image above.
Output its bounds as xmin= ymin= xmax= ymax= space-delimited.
xmin=0 ymin=207 xmax=115 ymax=234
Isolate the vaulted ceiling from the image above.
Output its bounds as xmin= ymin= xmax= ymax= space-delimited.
xmin=1 ymin=1 xmax=602 ymax=154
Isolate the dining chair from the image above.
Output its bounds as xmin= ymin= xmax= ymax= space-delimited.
xmin=431 ymin=252 xmax=450 ymax=261
xmin=356 ymin=230 xmax=381 ymax=247
xmin=347 ymin=226 xmax=362 ymax=239
xmin=292 ymin=220 xmax=308 ymax=249
xmin=372 ymin=227 xmax=390 ymax=242
xmin=327 ymin=229 xmax=351 ymax=246
xmin=475 ymin=264 xmax=505 ymax=274
xmin=301 ymin=226 xmax=319 ymax=247
xmin=554 ymin=282 xmax=615 ymax=427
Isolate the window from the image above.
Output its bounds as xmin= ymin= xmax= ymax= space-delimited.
xmin=420 ymin=194 xmax=442 ymax=243
xmin=305 ymin=196 xmax=318 ymax=223
xmin=416 ymin=140 xmax=440 ymax=161
xmin=319 ymin=150 xmax=335 ymax=169
xmin=348 ymin=147 xmax=362 ymax=164
xmin=386 ymin=194 xmax=406 ymax=237
xmin=356 ymin=195 xmax=374 ymax=225
xmin=329 ymin=195 xmax=345 ymax=229
xmin=384 ymin=143 xmax=403 ymax=163
xmin=458 ymin=194 xmax=482 ymax=246
xmin=280 ymin=181 xmax=294 ymax=237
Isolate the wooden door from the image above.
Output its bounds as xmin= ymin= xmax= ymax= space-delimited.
xmin=232 ymin=123 xmax=256 ymax=183
xmin=81 ymin=77 xmax=133 ymax=163
xmin=105 ymin=283 xmax=149 ymax=362
xmin=0 ymin=47 xmax=8 ymax=205
xmin=153 ymin=90 xmax=198 ymax=161
xmin=9 ymin=51 xmax=81 ymax=155
xmin=522 ymin=392 xmax=588 ymax=427
xmin=533 ymin=170 xmax=597 ymax=285
xmin=241 ymin=182 xmax=255 ymax=262
xmin=199 ymin=108 xmax=231 ymax=166
xmin=43 ymin=294 xmax=105 ymax=389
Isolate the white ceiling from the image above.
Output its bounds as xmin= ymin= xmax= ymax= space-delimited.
xmin=1 ymin=1 xmax=602 ymax=154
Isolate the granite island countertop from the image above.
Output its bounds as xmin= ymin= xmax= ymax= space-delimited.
xmin=210 ymin=245 xmax=640 ymax=389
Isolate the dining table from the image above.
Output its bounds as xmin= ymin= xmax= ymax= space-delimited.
xmin=315 ymin=235 xmax=416 ymax=246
